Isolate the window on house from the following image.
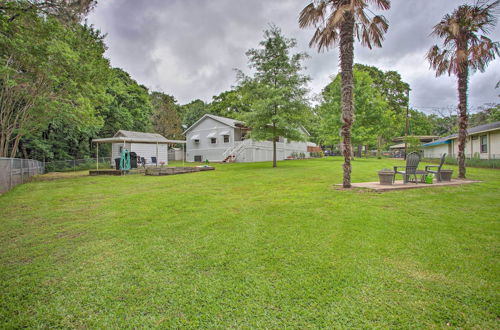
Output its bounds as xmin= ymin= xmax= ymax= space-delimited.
xmin=223 ymin=135 xmax=229 ymax=143
xmin=480 ymin=135 xmax=487 ymax=153
xmin=194 ymin=139 xmax=199 ymax=144
xmin=211 ymin=138 xmax=217 ymax=144
xmin=119 ymin=146 xmax=123 ymax=153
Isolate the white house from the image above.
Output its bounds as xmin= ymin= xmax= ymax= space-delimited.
xmin=423 ymin=121 xmax=500 ymax=160
xmin=184 ymin=114 xmax=318 ymax=162
xmin=92 ymin=130 xmax=185 ymax=168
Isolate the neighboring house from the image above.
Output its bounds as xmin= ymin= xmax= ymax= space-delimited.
xmin=389 ymin=136 xmax=440 ymax=154
xmin=423 ymin=121 xmax=500 ymax=160
xmin=184 ymin=114 xmax=317 ymax=162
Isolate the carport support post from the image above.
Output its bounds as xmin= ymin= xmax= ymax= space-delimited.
xmin=156 ymin=141 xmax=158 ymax=167
xmin=182 ymin=143 xmax=185 ymax=166
xmin=96 ymin=143 xmax=99 ymax=170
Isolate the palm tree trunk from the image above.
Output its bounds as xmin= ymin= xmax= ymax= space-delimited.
xmin=457 ymin=69 xmax=468 ymax=178
xmin=339 ymin=12 xmax=355 ymax=188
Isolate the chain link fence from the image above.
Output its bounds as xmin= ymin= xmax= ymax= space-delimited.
xmin=0 ymin=158 xmax=45 ymax=194
xmin=45 ymin=157 xmax=112 ymax=172
xmin=0 ymin=157 xmax=114 ymax=194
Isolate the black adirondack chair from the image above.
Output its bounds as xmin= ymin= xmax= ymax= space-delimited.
xmin=425 ymin=153 xmax=446 ymax=181
xmin=393 ymin=152 xmax=421 ymax=184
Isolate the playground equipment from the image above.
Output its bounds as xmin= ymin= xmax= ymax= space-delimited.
xmin=119 ymin=148 xmax=131 ymax=171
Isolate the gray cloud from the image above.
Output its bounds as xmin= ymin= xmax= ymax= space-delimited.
xmin=88 ymin=0 xmax=500 ymax=113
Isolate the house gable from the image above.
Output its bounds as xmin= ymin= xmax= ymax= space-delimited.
xmin=184 ymin=114 xmax=244 ymax=135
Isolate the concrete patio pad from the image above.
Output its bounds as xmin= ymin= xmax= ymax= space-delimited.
xmin=338 ymin=179 xmax=481 ymax=192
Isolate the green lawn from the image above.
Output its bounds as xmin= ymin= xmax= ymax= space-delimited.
xmin=1 ymin=157 xmax=499 ymax=328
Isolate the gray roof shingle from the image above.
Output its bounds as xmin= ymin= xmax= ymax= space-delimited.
xmin=423 ymin=121 xmax=500 ymax=147
xmin=114 ymin=130 xmax=169 ymax=142
xmin=205 ymin=114 xmax=245 ymax=127
xmin=184 ymin=114 xmax=246 ymax=133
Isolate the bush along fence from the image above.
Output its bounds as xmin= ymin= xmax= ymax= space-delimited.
xmin=423 ymin=154 xmax=500 ymax=169
xmin=0 ymin=158 xmax=45 ymax=194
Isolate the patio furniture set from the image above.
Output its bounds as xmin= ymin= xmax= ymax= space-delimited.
xmin=378 ymin=153 xmax=452 ymax=185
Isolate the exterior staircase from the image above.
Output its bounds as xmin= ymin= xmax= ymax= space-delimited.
xmin=222 ymin=140 xmax=250 ymax=163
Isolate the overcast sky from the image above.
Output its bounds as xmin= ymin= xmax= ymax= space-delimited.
xmin=87 ymin=0 xmax=500 ymax=114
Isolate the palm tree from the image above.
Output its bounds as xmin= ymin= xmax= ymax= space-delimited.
xmin=427 ymin=1 xmax=499 ymax=179
xmin=299 ymin=0 xmax=390 ymax=188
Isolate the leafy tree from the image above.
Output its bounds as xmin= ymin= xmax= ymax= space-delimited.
xmin=0 ymin=3 xmax=110 ymax=158
xmin=97 ymin=68 xmax=153 ymax=138
xmin=428 ymin=112 xmax=458 ymax=136
xmin=0 ymin=0 xmax=96 ymax=23
xmin=427 ymin=1 xmax=499 ymax=178
xmin=179 ymin=99 xmax=209 ymax=128
xmin=407 ymin=109 xmax=436 ymax=136
xmin=150 ymin=91 xmax=183 ymax=140
xmin=354 ymin=64 xmax=409 ymax=116
xmin=318 ymin=70 xmax=391 ymax=157
xmin=208 ymin=88 xmax=250 ymax=118
xmin=238 ymin=25 xmax=310 ymax=168
xmin=469 ymin=103 xmax=500 ymax=127
xmin=299 ymin=0 xmax=390 ymax=188
xmin=403 ymin=136 xmax=423 ymax=155
xmin=353 ymin=63 xmax=409 ymax=138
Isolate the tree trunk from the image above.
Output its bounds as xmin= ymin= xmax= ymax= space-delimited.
xmin=339 ymin=12 xmax=355 ymax=188
xmin=272 ymin=123 xmax=277 ymax=168
xmin=457 ymin=68 xmax=468 ymax=179
xmin=377 ymin=136 xmax=382 ymax=158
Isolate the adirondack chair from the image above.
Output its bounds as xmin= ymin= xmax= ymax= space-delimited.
xmin=393 ymin=152 xmax=421 ymax=184
xmin=425 ymin=153 xmax=446 ymax=182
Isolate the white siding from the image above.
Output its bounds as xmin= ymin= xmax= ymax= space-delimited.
xmin=186 ymin=117 xmax=235 ymax=162
xmin=112 ymin=142 xmax=131 ymax=164
xmin=131 ymin=143 xmax=168 ymax=165
xmin=490 ymin=131 xmax=500 ymax=157
xmin=423 ymin=143 xmax=449 ymax=158
xmin=239 ymin=140 xmax=309 ymax=162
xmin=185 ymin=116 xmax=316 ymax=163
xmin=424 ymin=129 xmax=500 ymax=159
xmin=111 ymin=142 xmax=168 ymax=167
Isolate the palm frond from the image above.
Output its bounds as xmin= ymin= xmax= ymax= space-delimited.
xmin=469 ymin=36 xmax=500 ymax=72
xmin=326 ymin=4 xmax=350 ymax=29
xmin=364 ymin=0 xmax=390 ymax=10
xmin=299 ymin=1 xmax=326 ymax=28
xmin=309 ymin=27 xmax=339 ymax=52
xmin=357 ymin=14 xmax=388 ymax=48
xmin=299 ymin=0 xmax=390 ymax=51
xmin=426 ymin=45 xmax=451 ymax=77
xmin=428 ymin=2 xmax=499 ymax=76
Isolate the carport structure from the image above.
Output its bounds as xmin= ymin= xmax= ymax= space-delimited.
xmin=92 ymin=131 xmax=186 ymax=171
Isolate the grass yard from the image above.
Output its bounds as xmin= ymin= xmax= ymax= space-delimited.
xmin=1 ymin=157 xmax=499 ymax=328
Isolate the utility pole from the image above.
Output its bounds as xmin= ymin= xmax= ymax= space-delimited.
xmin=404 ymin=88 xmax=410 ymax=159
